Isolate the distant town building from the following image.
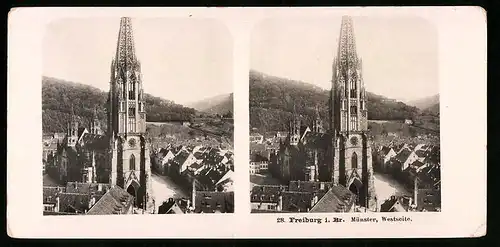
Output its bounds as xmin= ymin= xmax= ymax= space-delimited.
xmin=250 ymin=133 xmax=264 ymax=144
xmin=249 ymin=153 xmax=269 ymax=174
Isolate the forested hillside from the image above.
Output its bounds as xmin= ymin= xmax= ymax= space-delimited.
xmin=249 ymin=70 xmax=422 ymax=132
xmin=42 ymin=77 xmax=196 ymax=133
xmin=187 ymin=93 xmax=233 ymax=116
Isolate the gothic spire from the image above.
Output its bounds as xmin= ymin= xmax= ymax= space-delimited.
xmin=115 ymin=17 xmax=138 ymax=71
xmin=336 ymin=16 xmax=359 ymax=72
xmin=93 ymin=106 xmax=99 ymax=120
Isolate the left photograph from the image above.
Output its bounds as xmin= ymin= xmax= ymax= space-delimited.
xmin=42 ymin=17 xmax=234 ymax=215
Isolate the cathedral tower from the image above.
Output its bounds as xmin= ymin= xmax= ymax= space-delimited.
xmin=90 ymin=107 xmax=102 ymax=135
xmin=312 ymin=105 xmax=324 ymax=133
xmin=289 ymin=105 xmax=301 ymax=146
xmin=108 ymin=17 xmax=153 ymax=211
xmin=330 ymin=16 xmax=375 ymax=210
xmin=67 ymin=106 xmax=79 ymax=147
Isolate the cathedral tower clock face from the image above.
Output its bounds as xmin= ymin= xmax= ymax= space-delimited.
xmin=350 ymin=136 xmax=358 ymax=146
xmin=128 ymin=138 xmax=137 ymax=148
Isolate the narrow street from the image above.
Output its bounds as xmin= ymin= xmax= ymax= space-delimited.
xmin=150 ymin=172 xmax=189 ymax=210
xmin=373 ymin=172 xmax=412 ymax=209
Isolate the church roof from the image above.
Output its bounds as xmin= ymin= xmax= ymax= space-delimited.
xmin=79 ymin=133 xmax=108 ymax=150
xmin=309 ymin=185 xmax=356 ymax=213
xmin=288 ymin=181 xmax=333 ymax=194
xmin=86 ymin=186 xmax=134 ymax=215
xmin=65 ymin=182 xmax=111 ymax=196
xmin=300 ymin=132 xmax=330 ymax=150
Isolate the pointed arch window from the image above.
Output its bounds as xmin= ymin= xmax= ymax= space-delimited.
xmin=130 ymin=154 xmax=136 ymax=170
xmin=351 ymin=152 xmax=358 ymax=169
xmin=128 ymin=82 xmax=136 ymax=100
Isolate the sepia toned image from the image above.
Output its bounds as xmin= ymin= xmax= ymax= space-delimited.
xmin=7 ymin=7 xmax=486 ymax=238
xmin=249 ymin=16 xmax=441 ymax=213
xmin=42 ymin=17 xmax=234 ymax=215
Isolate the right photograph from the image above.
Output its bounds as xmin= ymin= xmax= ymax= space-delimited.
xmin=249 ymin=15 xmax=441 ymax=213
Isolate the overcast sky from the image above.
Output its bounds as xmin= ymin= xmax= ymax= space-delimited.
xmin=251 ymin=16 xmax=439 ymax=102
xmin=43 ymin=17 xmax=233 ymax=105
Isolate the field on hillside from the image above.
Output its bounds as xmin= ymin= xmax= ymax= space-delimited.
xmin=368 ymin=120 xmax=440 ymax=148
xmin=146 ymin=121 xmax=234 ymax=150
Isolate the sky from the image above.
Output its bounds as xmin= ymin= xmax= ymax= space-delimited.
xmin=43 ymin=17 xmax=233 ymax=105
xmin=251 ymin=16 xmax=439 ymax=102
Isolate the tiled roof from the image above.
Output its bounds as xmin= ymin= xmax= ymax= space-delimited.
xmin=288 ymin=181 xmax=333 ymax=193
xmin=197 ymin=168 xmax=225 ymax=189
xmin=250 ymin=143 xmax=266 ymax=153
xmin=58 ymin=192 xmax=91 ymax=213
xmin=158 ymin=148 xmax=169 ymax=157
xmin=193 ymin=151 xmax=204 ymax=159
xmin=189 ymin=161 xmax=204 ymax=170
xmin=77 ymin=127 xmax=87 ymax=138
xmin=66 ymin=182 xmax=111 ymax=196
xmin=158 ymin=199 xmax=184 ymax=214
xmin=380 ymin=196 xmax=411 ymax=212
xmin=249 ymin=174 xmax=282 ymax=186
xmin=395 ymin=149 xmax=412 ymax=163
xmin=281 ymin=191 xmax=314 ymax=212
xmin=300 ymin=132 xmax=330 ymax=150
xmin=79 ymin=133 xmax=108 ymax=150
xmin=172 ymin=151 xmax=190 ymax=165
xmin=250 ymin=153 xmax=268 ymax=162
xmin=195 ymin=191 xmax=234 ymax=213
xmin=410 ymin=160 xmax=425 ymax=169
xmin=86 ymin=186 xmax=134 ymax=215
xmin=250 ymin=185 xmax=287 ymax=203
xmin=415 ymin=149 xmax=427 ymax=158
xmin=43 ymin=186 xmax=66 ymax=204
xmin=381 ymin=146 xmax=392 ymax=156
xmin=309 ymin=185 xmax=355 ymax=213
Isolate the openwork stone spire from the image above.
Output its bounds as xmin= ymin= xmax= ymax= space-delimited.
xmin=115 ymin=17 xmax=138 ymax=71
xmin=330 ymin=15 xmax=368 ymax=135
xmin=336 ymin=16 xmax=359 ymax=70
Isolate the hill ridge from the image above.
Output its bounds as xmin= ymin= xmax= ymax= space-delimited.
xmin=249 ymin=70 xmax=423 ymax=132
xmin=42 ymin=76 xmax=196 ymax=133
